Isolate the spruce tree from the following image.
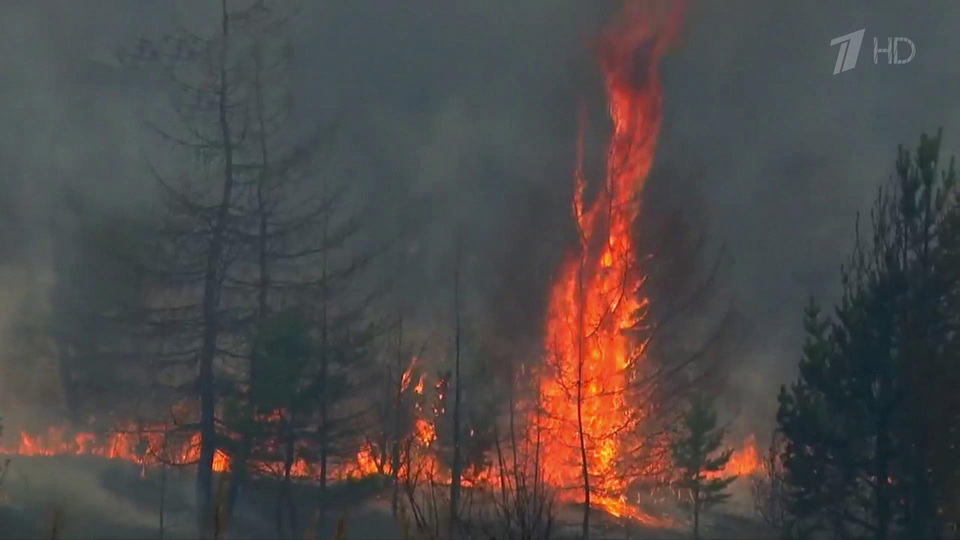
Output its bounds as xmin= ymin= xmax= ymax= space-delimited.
xmin=671 ymin=395 xmax=737 ymax=540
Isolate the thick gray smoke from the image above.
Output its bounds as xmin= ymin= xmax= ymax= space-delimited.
xmin=1 ymin=0 xmax=959 ymax=437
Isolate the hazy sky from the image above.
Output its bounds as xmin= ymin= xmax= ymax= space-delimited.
xmin=1 ymin=1 xmax=959 ymax=433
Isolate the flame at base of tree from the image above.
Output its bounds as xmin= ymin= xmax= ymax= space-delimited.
xmin=534 ymin=0 xmax=684 ymax=524
xmin=594 ymin=494 xmax=673 ymax=528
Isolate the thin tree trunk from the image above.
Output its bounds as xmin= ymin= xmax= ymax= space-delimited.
xmin=159 ymin=464 xmax=166 ymax=540
xmin=318 ymin=364 xmax=330 ymax=529
xmin=253 ymin=42 xmax=270 ymax=329
xmin=507 ymin=375 xmax=519 ymax=531
xmin=159 ymin=423 xmax=167 ymax=540
xmin=693 ymin=492 xmax=700 ymax=540
xmin=576 ymin=254 xmax=590 ymax=540
xmin=275 ymin=483 xmax=283 ymax=538
xmin=876 ymin=423 xmax=890 ymax=540
xmin=391 ymin=317 xmax=404 ymax=518
xmin=197 ymin=2 xmax=234 ymax=535
xmin=226 ymin=37 xmax=272 ymax=523
xmin=317 ymin=175 xmax=331 ymax=524
xmin=449 ymin=240 xmax=463 ymax=537
xmin=225 ymin=434 xmax=249 ymax=524
xmin=277 ymin=410 xmax=298 ymax=538
xmin=508 ymin=373 xmax=519 ymax=491
xmin=494 ymin=428 xmax=509 ymax=516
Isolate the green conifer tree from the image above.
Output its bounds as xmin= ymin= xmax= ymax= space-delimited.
xmin=672 ymin=395 xmax=737 ymax=540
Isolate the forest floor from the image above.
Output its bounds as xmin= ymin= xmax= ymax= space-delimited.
xmin=0 ymin=455 xmax=772 ymax=539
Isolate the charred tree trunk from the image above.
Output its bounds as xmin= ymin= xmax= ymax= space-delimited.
xmin=318 ymin=411 xmax=328 ymax=518
xmin=506 ymin=374 xmax=519 ymax=533
xmin=576 ymin=253 xmax=590 ymax=540
xmin=197 ymin=2 xmax=235 ymax=535
xmin=224 ymin=433 xmax=249 ymax=524
xmin=317 ymin=178 xmax=331 ymax=523
xmin=253 ymin=39 xmax=270 ymax=332
xmin=277 ymin=410 xmax=298 ymax=538
xmin=159 ymin=423 xmax=168 ymax=540
xmin=876 ymin=413 xmax=891 ymax=540
xmin=225 ymin=37 xmax=272 ymax=523
xmin=391 ymin=317 xmax=404 ymax=518
xmin=449 ymin=240 xmax=463 ymax=537
xmin=693 ymin=484 xmax=701 ymax=540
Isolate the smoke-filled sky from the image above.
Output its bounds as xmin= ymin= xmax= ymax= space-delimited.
xmin=1 ymin=1 xmax=959 ymax=434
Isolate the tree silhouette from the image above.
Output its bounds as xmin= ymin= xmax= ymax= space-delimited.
xmin=777 ymin=130 xmax=960 ymax=539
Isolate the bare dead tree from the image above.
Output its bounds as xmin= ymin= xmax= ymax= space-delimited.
xmin=492 ymin=387 xmax=556 ymax=540
xmin=391 ymin=316 xmax=406 ymax=516
xmin=213 ymin=4 xmax=343 ymax=529
xmin=155 ymin=420 xmax=177 ymax=540
xmin=751 ymin=431 xmax=791 ymax=534
xmin=117 ymin=2 xmax=385 ymax=536
xmin=125 ymin=1 xmax=248 ymax=532
xmin=115 ymin=1 xmax=304 ymax=534
xmin=378 ymin=318 xmax=429 ymax=519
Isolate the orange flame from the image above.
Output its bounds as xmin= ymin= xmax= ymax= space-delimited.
xmin=535 ymin=0 xmax=683 ymax=522
xmin=723 ymin=435 xmax=760 ymax=477
xmin=1 ymin=424 xmax=230 ymax=474
xmin=594 ymin=494 xmax=672 ymax=528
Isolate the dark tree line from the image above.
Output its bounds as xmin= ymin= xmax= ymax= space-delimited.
xmin=765 ymin=130 xmax=960 ymax=539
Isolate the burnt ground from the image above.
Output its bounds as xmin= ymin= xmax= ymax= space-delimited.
xmin=0 ymin=455 xmax=773 ymax=539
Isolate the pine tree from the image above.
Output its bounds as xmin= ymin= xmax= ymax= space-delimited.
xmin=776 ymin=298 xmax=874 ymax=538
xmin=671 ymin=395 xmax=737 ymax=540
xmin=776 ymin=130 xmax=960 ymax=539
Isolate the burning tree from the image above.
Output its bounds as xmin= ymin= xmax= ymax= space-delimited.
xmin=532 ymin=3 xmax=751 ymax=537
xmin=535 ymin=2 xmax=686 ymax=537
xmin=381 ymin=322 xmax=428 ymax=517
xmin=0 ymin=3 xmax=761 ymax=539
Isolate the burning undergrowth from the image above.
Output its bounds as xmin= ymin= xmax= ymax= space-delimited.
xmin=0 ymin=1 xmax=760 ymax=537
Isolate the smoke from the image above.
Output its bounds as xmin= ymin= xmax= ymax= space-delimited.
xmin=0 ymin=0 xmax=959 ymax=437
xmin=656 ymin=1 xmax=960 ymax=432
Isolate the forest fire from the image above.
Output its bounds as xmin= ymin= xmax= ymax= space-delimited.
xmin=0 ymin=423 xmax=229 ymax=474
xmin=0 ymin=0 xmax=761 ymax=532
xmin=724 ymin=435 xmax=760 ymax=476
xmin=0 ymin=421 xmax=393 ymax=482
xmin=534 ymin=0 xmax=684 ymax=523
